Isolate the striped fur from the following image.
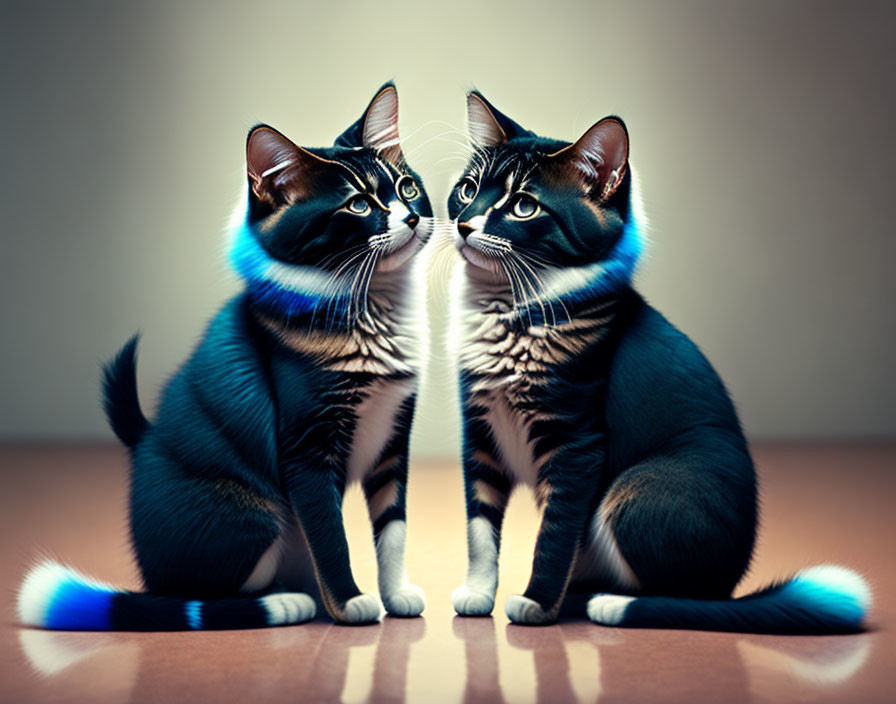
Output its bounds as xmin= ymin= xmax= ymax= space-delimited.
xmin=18 ymin=83 xmax=430 ymax=631
xmin=449 ymin=91 xmax=870 ymax=633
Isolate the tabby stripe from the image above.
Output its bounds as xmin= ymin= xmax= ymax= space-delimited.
xmin=363 ymin=464 xmax=402 ymax=498
xmin=467 ymin=464 xmax=512 ymax=495
xmin=366 ymin=480 xmax=399 ymax=523
xmin=473 ymin=502 xmax=506 ymax=529
xmin=373 ymin=504 xmax=406 ymax=535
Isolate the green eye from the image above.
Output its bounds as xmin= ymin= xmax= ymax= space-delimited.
xmin=511 ymin=194 xmax=539 ymax=219
xmin=457 ymin=177 xmax=477 ymax=204
xmin=397 ymin=176 xmax=419 ymax=201
xmin=347 ymin=195 xmax=371 ymax=215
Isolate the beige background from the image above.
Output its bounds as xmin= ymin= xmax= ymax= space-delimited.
xmin=1 ymin=1 xmax=894 ymax=457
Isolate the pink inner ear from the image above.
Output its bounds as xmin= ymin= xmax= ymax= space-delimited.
xmin=566 ymin=118 xmax=629 ymax=196
xmin=467 ymin=94 xmax=506 ymax=148
xmin=247 ymin=127 xmax=299 ymax=180
xmin=362 ymin=87 xmax=401 ymax=158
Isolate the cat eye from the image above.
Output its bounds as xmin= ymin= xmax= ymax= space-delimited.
xmin=510 ymin=194 xmax=540 ymax=219
xmin=397 ymin=176 xmax=419 ymax=201
xmin=457 ymin=178 xmax=478 ymax=204
xmin=346 ymin=195 xmax=371 ymax=215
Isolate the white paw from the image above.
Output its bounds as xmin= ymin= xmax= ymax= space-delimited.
xmin=342 ymin=594 xmax=382 ymax=624
xmin=505 ymin=595 xmax=554 ymax=625
xmin=452 ymin=584 xmax=495 ymax=616
xmin=383 ymin=584 xmax=426 ymax=617
xmin=260 ymin=592 xmax=316 ymax=625
xmin=586 ymin=594 xmax=634 ymax=625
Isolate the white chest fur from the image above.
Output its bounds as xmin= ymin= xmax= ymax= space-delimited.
xmin=450 ymin=268 xmax=611 ymax=485
xmin=263 ymin=265 xmax=426 ymax=482
xmin=345 ymin=375 xmax=415 ymax=482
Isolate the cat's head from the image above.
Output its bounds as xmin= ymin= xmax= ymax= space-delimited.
xmin=448 ymin=91 xmax=645 ymax=315
xmin=231 ymin=83 xmax=433 ymax=319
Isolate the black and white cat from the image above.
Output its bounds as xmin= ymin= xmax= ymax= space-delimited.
xmin=448 ymin=91 xmax=870 ymax=632
xmin=18 ymin=83 xmax=433 ymax=630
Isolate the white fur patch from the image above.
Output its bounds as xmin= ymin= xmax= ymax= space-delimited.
xmin=240 ymin=538 xmax=283 ymax=593
xmin=586 ymin=594 xmax=635 ymax=625
xmin=260 ymin=592 xmax=316 ymax=625
xmin=794 ymin=565 xmax=872 ymax=612
xmin=346 ymin=377 xmax=416 ymax=483
xmin=375 ymin=520 xmax=407 ymax=594
xmin=342 ymin=594 xmax=382 ymax=624
xmin=505 ymin=594 xmax=553 ymax=624
xmin=451 ymin=584 xmax=495 ymax=616
xmin=484 ymin=393 xmax=541 ymax=486
xmin=374 ymin=520 xmax=425 ymax=616
xmin=573 ymin=510 xmax=640 ymax=590
xmin=452 ymin=516 xmax=499 ymax=616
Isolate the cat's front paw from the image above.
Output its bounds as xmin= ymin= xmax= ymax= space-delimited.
xmin=505 ymin=595 xmax=555 ymax=625
xmin=383 ymin=584 xmax=426 ymax=617
xmin=340 ymin=594 xmax=382 ymax=625
xmin=452 ymin=584 xmax=495 ymax=616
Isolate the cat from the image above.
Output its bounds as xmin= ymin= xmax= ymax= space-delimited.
xmin=447 ymin=91 xmax=870 ymax=632
xmin=18 ymin=83 xmax=433 ymax=630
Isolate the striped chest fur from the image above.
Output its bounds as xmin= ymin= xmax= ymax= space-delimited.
xmin=455 ymin=276 xmax=614 ymax=487
xmin=261 ymin=273 xmax=423 ymax=482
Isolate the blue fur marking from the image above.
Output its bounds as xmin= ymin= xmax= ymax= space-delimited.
xmin=523 ymin=215 xmax=646 ymax=326
xmin=229 ymin=216 xmax=351 ymax=319
xmin=604 ymin=567 xmax=868 ymax=633
xmin=44 ymin=576 xmax=114 ymax=630
xmin=561 ymin=215 xmax=646 ymax=304
xmin=779 ymin=571 xmax=867 ymax=628
xmin=185 ymin=601 xmax=202 ymax=629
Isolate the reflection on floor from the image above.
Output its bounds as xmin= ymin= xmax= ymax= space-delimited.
xmin=1 ymin=444 xmax=892 ymax=703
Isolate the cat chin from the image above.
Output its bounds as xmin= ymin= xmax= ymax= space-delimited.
xmin=376 ymin=232 xmax=424 ymax=273
xmin=458 ymin=246 xmax=508 ymax=282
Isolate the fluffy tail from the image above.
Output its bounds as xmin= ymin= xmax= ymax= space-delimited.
xmin=18 ymin=561 xmax=316 ymax=631
xmin=102 ymin=335 xmax=149 ymax=449
xmin=587 ymin=565 xmax=870 ymax=634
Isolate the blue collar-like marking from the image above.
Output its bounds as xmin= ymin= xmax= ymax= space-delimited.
xmin=561 ymin=214 xmax=646 ymax=303
xmin=519 ymin=210 xmax=647 ymax=326
xmin=229 ymin=217 xmax=353 ymax=323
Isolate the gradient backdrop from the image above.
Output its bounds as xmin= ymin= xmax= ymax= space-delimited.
xmin=1 ymin=0 xmax=894 ymax=458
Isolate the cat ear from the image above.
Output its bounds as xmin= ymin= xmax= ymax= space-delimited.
xmin=467 ymin=92 xmax=508 ymax=149
xmin=360 ymin=83 xmax=403 ymax=164
xmin=550 ymin=117 xmax=629 ymax=199
xmin=246 ymin=125 xmax=328 ymax=204
xmin=333 ymin=83 xmax=404 ymax=164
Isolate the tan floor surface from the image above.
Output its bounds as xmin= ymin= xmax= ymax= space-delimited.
xmin=0 ymin=443 xmax=893 ymax=703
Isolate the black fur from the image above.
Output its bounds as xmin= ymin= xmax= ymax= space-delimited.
xmin=20 ymin=84 xmax=431 ymax=631
xmin=102 ymin=335 xmax=149 ymax=450
xmin=451 ymin=92 xmax=867 ymax=633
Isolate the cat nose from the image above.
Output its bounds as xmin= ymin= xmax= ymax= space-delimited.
xmin=405 ymin=213 xmax=419 ymax=229
xmin=457 ymin=222 xmax=474 ymax=240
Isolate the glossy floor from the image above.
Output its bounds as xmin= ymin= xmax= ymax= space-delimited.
xmin=1 ymin=444 xmax=893 ymax=703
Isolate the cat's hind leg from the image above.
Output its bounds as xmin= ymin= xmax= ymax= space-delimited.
xmin=581 ymin=448 xmax=756 ymax=626
xmin=21 ymin=455 xmax=318 ymax=631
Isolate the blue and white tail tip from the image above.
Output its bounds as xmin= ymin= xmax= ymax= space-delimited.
xmin=18 ymin=561 xmax=122 ymax=630
xmin=18 ymin=560 xmax=317 ymax=631
xmin=587 ymin=565 xmax=872 ymax=634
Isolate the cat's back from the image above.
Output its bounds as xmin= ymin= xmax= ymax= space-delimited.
xmin=140 ymin=294 xmax=280 ymax=477
xmin=605 ymin=293 xmax=750 ymax=473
